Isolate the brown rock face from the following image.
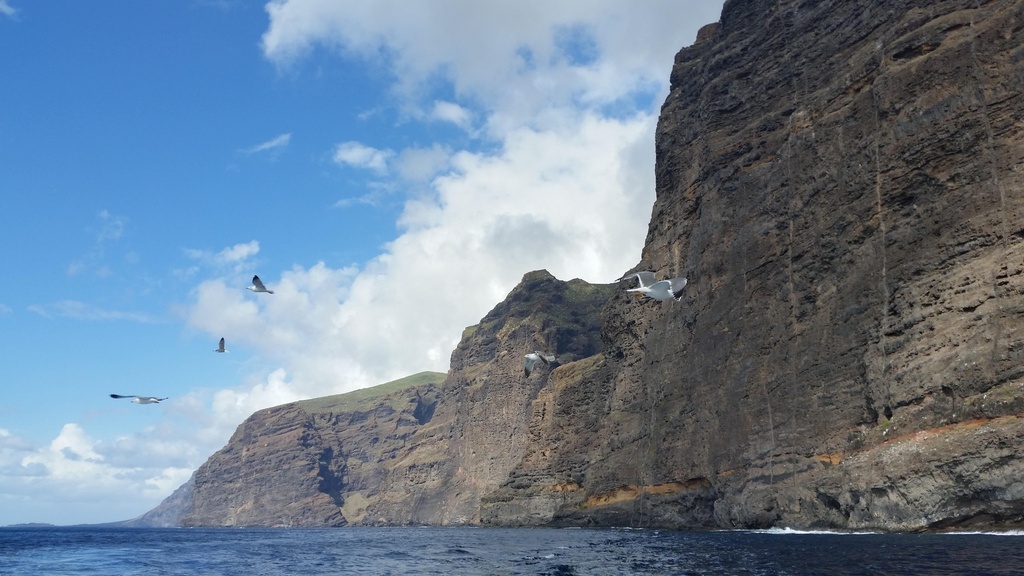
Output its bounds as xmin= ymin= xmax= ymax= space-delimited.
xmin=178 ymin=403 xmax=349 ymax=527
xmin=484 ymin=0 xmax=1024 ymax=531
xmin=146 ymin=271 xmax=614 ymax=527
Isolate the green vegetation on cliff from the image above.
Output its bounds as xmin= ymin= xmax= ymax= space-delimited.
xmin=294 ymin=371 xmax=447 ymax=415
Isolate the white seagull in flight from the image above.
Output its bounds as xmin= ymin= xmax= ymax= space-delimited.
xmin=524 ymin=352 xmax=556 ymax=377
xmin=247 ymin=275 xmax=274 ymax=294
xmin=110 ymin=394 xmax=167 ymax=404
xmin=617 ymin=271 xmax=687 ymax=301
xmin=214 ymin=337 xmax=228 ymax=353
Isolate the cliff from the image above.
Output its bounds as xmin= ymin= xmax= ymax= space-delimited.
xmin=141 ymin=0 xmax=1024 ymax=531
xmin=136 ymin=271 xmax=614 ymax=527
xmin=483 ymin=0 xmax=1024 ymax=531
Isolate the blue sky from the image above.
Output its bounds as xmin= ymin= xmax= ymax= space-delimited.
xmin=0 ymin=0 xmax=724 ymax=525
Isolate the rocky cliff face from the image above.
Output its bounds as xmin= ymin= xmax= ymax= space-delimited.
xmin=138 ymin=272 xmax=614 ymax=527
xmin=142 ymin=0 xmax=1024 ymax=531
xmin=483 ymin=0 xmax=1024 ymax=531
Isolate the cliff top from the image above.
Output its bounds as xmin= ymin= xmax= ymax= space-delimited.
xmin=292 ymin=370 xmax=446 ymax=415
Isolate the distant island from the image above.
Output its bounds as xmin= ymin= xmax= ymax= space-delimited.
xmin=3 ymin=523 xmax=57 ymax=528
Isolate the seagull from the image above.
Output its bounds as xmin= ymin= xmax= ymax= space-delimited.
xmin=110 ymin=394 xmax=168 ymax=404
xmin=616 ymin=271 xmax=687 ymax=301
xmin=246 ymin=275 xmax=274 ymax=294
xmin=214 ymin=337 xmax=228 ymax=353
xmin=524 ymin=352 xmax=556 ymax=377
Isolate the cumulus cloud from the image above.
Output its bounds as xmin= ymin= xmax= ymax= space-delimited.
xmin=429 ymin=100 xmax=473 ymax=130
xmin=332 ymin=141 xmax=392 ymax=173
xmin=393 ymin=144 xmax=451 ymax=184
xmin=3 ymin=423 xmax=194 ymax=523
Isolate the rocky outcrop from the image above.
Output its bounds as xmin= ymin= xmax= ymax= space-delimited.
xmin=143 ymin=0 xmax=1024 ymax=531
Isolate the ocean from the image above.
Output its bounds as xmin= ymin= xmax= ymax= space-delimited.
xmin=1 ymin=526 xmax=1022 ymax=575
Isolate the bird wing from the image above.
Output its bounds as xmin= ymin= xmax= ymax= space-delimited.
xmin=668 ymin=277 xmax=688 ymax=300
xmin=217 ymin=337 xmax=225 ymax=351
xmin=616 ymin=271 xmax=657 ymax=287
xmin=648 ymin=279 xmax=672 ymax=294
xmin=252 ymin=275 xmax=266 ymax=290
xmin=635 ymin=271 xmax=658 ymax=287
xmin=524 ymin=355 xmax=538 ymax=376
xmin=110 ymin=394 xmax=131 ymax=399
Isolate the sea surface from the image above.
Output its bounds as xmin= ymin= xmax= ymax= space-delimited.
xmin=1 ymin=526 xmax=1022 ymax=575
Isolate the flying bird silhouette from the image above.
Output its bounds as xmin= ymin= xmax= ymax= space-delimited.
xmin=246 ymin=275 xmax=274 ymax=294
xmin=214 ymin=337 xmax=228 ymax=353
xmin=110 ymin=394 xmax=167 ymax=404
xmin=524 ymin=351 xmax=556 ymax=377
xmin=616 ymin=271 xmax=687 ymax=302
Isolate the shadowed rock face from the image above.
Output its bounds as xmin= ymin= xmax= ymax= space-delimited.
xmin=140 ymin=0 xmax=1024 ymax=531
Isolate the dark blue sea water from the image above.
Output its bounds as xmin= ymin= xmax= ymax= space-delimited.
xmin=1 ymin=526 xmax=1022 ymax=575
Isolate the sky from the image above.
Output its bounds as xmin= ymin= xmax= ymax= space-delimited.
xmin=0 ymin=0 xmax=724 ymax=525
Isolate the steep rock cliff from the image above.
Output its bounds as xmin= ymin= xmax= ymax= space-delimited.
xmin=146 ymin=271 xmax=614 ymax=527
xmin=483 ymin=0 xmax=1024 ymax=531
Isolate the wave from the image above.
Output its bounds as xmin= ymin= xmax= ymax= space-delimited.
xmin=747 ymin=527 xmax=881 ymax=535
xmin=936 ymin=530 xmax=1024 ymax=537
xmin=750 ymin=527 xmax=1024 ymax=537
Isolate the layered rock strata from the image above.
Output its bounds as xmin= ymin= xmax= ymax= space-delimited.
xmin=484 ymin=0 xmax=1024 ymax=531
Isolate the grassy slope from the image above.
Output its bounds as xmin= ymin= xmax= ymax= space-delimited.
xmin=293 ymin=371 xmax=447 ymax=415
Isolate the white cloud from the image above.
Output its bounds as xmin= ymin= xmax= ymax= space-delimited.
xmin=333 ymin=192 xmax=380 ymax=209
xmin=242 ymin=132 xmax=291 ymax=155
xmin=183 ymin=240 xmax=261 ymax=275
xmin=0 ymin=1 xmax=16 ymax=19
xmin=2 ymin=423 xmax=195 ymax=524
xmin=216 ymin=240 xmax=261 ymax=264
xmin=21 ymin=424 xmax=103 ymax=479
xmin=0 ymin=303 xmax=11 ymax=314
xmin=27 ymin=300 xmax=159 ymax=323
xmin=332 ymin=141 xmax=392 ymax=173
xmin=261 ymin=0 xmax=722 ymax=131
xmin=430 ymin=100 xmax=472 ymax=130
xmin=394 ymin=144 xmax=451 ymax=184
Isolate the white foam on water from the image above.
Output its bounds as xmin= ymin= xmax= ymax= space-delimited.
xmin=749 ymin=527 xmax=881 ymax=536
